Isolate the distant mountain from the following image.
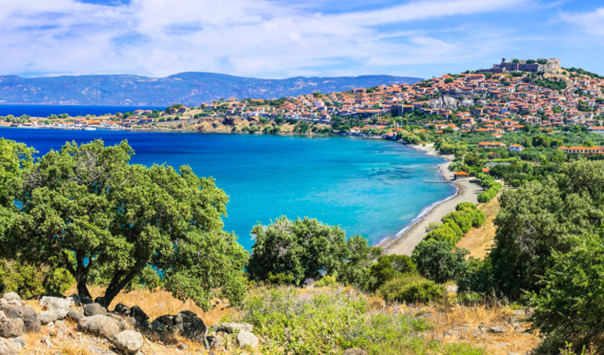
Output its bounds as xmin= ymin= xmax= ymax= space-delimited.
xmin=0 ymin=72 xmax=422 ymax=106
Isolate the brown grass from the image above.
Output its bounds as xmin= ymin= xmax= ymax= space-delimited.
xmin=457 ymin=197 xmax=501 ymax=259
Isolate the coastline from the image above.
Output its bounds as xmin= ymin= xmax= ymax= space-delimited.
xmin=381 ymin=143 xmax=482 ymax=256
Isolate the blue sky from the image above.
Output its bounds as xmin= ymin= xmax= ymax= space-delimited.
xmin=1 ymin=0 xmax=603 ymax=79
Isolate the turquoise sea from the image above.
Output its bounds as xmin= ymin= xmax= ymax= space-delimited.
xmin=0 ymin=128 xmax=455 ymax=250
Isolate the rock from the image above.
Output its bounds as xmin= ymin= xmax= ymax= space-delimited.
xmin=206 ymin=335 xmax=223 ymax=350
xmin=343 ymin=349 xmax=367 ymax=355
xmin=150 ymin=319 xmax=167 ymax=334
xmin=445 ymin=285 xmax=458 ymax=294
xmin=488 ymin=326 xmax=506 ymax=334
xmin=38 ymin=311 xmax=59 ymax=325
xmin=0 ymin=318 xmax=24 ymax=338
xmin=80 ymin=296 xmax=93 ymax=305
xmin=84 ymin=303 xmax=107 ymax=317
xmin=107 ymin=313 xmax=130 ymax=331
xmin=0 ymin=305 xmax=40 ymax=333
xmin=66 ymin=294 xmax=81 ymax=307
xmin=67 ymin=309 xmax=85 ymax=322
xmin=129 ymin=306 xmax=149 ymax=322
xmin=112 ymin=330 xmax=144 ymax=354
xmin=182 ymin=318 xmax=207 ymax=341
xmin=511 ymin=310 xmax=525 ymax=317
xmin=1 ymin=293 xmax=20 ymax=303
xmin=6 ymin=301 xmax=21 ymax=307
xmin=236 ymin=329 xmax=258 ymax=348
xmin=113 ymin=304 xmax=130 ymax=317
xmin=10 ymin=336 xmax=25 ymax=348
xmin=0 ymin=337 xmax=21 ymax=354
xmin=0 ymin=299 xmax=6 ymax=306
xmin=155 ymin=315 xmax=174 ymax=326
xmin=216 ymin=322 xmax=253 ymax=334
xmin=40 ymin=296 xmax=71 ymax=319
xmin=79 ymin=315 xmax=121 ymax=339
xmin=303 ymin=278 xmax=316 ymax=289
xmin=40 ymin=336 xmax=53 ymax=347
xmin=55 ymin=320 xmax=75 ymax=338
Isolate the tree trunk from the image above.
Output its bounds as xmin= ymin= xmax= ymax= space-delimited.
xmin=77 ymin=278 xmax=92 ymax=300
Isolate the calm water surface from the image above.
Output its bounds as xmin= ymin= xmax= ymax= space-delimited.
xmin=0 ymin=128 xmax=455 ymax=250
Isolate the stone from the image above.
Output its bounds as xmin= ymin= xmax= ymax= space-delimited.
xmin=40 ymin=296 xmax=71 ymax=319
xmin=1 ymin=293 xmax=20 ymax=303
xmin=182 ymin=318 xmax=207 ymax=341
xmin=10 ymin=336 xmax=25 ymax=348
xmin=79 ymin=315 xmax=121 ymax=339
xmin=488 ymin=326 xmax=506 ymax=334
xmin=6 ymin=301 xmax=20 ymax=307
xmin=0 ymin=318 xmax=24 ymax=338
xmin=38 ymin=311 xmax=59 ymax=325
xmin=40 ymin=336 xmax=53 ymax=347
xmin=80 ymin=296 xmax=93 ymax=305
xmin=150 ymin=319 xmax=167 ymax=334
xmin=84 ymin=303 xmax=107 ymax=317
xmin=237 ymin=329 xmax=258 ymax=348
xmin=107 ymin=313 xmax=130 ymax=331
xmin=55 ymin=320 xmax=75 ymax=338
xmin=67 ymin=309 xmax=85 ymax=322
xmin=66 ymin=294 xmax=81 ymax=307
xmin=0 ymin=305 xmax=40 ymax=333
xmin=155 ymin=315 xmax=174 ymax=326
xmin=216 ymin=322 xmax=253 ymax=334
xmin=343 ymin=349 xmax=367 ymax=355
xmin=113 ymin=304 xmax=130 ymax=317
xmin=0 ymin=337 xmax=21 ymax=355
xmin=206 ymin=335 xmax=223 ymax=350
xmin=112 ymin=330 xmax=144 ymax=354
xmin=129 ymin=306 xmax=149 ymax=322
xmin=0 ymin=299 xmax=6 ymax=306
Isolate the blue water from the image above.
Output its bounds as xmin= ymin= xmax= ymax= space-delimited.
xmin=0 ymin=105 xmax=165 ymax=117
xmin=0 ymin=128 xmax=455 ymax=250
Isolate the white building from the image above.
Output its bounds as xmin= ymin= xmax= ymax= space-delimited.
xmin=509 ymin=144 xmax=525 ymax=151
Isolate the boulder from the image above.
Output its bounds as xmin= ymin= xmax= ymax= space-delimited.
xmin=0 ymin=299 xmax=6 ymax=306
xmin=6 ymin=301 xmax=21 ymax=307
xmin=1 ymin=293 xmax=20 ymax=303
xmin=0 ymin=318 xmax=25 ymax=338
xmin=83 ymin=303 xmax=107 ymax=317
xmin=55 ymin=320 xmax=75 ymax=338
xmin=216 ymin=322 xmax=253 ymax=334
xmin=182 ymin=318 xmax=208 ymax=343
xmin=236 ymin=329 xmax=258 ymax=348
xmin=38 ymin=311 xmax=59 ymax=325
xmin=10 ymin=336 xmax=25 ymax=349
xmin=488 ymin=326 xmax=506 ymax=334
xmin=66 ymin=294 xmax=81 ymax=307
xmin=40 ymin=297 xmax=71 ymax=319
xmin=1 ymin=305 xmax=40 ymax=333
xmin=107 ymin=313 xmax=130 ymax=331
xmin=80 ymin=296 xmax=93 ymax=305
xmin=206 ymin=335 xmax=223 ymax=350
xmin=67 ymin=309 xmax=85 ymax=322
xmin=129 ymin=306 xmax=149 ymax=322
xmin=113 ymin=304 xmax=130 ymax=317
xmin=79 ymin=315 xmax=120 ymax=339
xmin=112 ymin=330 xmax=144 ymax=354
xmin=0 ymin=337 xmax=21 ymax=355
xmin=343 ymin=349 xmax=367 ymax=355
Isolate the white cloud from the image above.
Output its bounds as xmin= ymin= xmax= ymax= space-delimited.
xmin=0 ymin=0 xmax=534 ymax=78
xmin=561 ymin=7 xmax=604 ymax=36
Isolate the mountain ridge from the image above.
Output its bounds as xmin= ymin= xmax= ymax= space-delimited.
xmin=0 ymin=72 xmax=422 ymax=106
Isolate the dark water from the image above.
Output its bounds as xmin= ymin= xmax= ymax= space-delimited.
xmin=0 ymin=105 xmax=166 ymax=117
xmin=0 ymin=128 xmax=455 ymax=250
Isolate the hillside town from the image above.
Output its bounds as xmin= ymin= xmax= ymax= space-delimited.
xmin=3 ymin=59 xmax=604 ymax=151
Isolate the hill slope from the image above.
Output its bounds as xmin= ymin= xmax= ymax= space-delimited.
xmin=0 ymin=72 xmax=422 ymax=106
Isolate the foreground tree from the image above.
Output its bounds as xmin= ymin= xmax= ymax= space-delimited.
xmin=247 ymin=217 xmax=350 ymax=286
xmin=483 ymin=160 xmax=604 ymax=299
xmin=528 ymin=233 xmax=604 ymax=353
xmin=412 ymin=240 xmax=468 ymax=284
xmin=1 ymin=140 xmax=248 ymax=309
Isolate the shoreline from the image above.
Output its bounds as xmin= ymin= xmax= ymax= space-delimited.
xmin=380 ymin=143 xmax=482 ymax=256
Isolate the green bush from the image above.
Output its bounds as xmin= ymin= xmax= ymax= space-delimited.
xmin=0 ymin=260 xmax=74 ymax=299
xmin=315 ymin=273 xmax=338 ymax=288
xmin=511 ymin=179 xmax=521 ymax=187
xmin=368 ymin=254 xmax=416 ymax=291
xmin=241 ymin=287 xmax=483 ymax=354
xmin=477 ymin=182 xmax=502 ymax=203
xmin=379 ymin=274 xmax=445 ymax=304
xmin=412 ymin=240 xmax=469 ymax=283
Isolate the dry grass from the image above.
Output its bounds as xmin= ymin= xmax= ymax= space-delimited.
xmin=398 ymin=301 xmax=541 ymax=355
xmin=457 ymin=197 xmax=501 ymax=259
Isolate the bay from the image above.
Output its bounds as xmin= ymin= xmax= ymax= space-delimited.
xmin=0 ymin=104 xmax=165 ymax=117
xmin=0 ymin=127 xmax=455 ymax=250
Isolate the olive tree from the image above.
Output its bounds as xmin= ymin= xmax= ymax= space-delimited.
xmin=2 ymin=140 xmax=247 ymax=309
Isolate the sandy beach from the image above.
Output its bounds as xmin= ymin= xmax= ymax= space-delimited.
xmin=382 ymin=143 xmax=483 ymax=256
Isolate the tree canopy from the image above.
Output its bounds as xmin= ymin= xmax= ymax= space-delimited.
xmin=0 ymin=139 xmax=248 ymax=310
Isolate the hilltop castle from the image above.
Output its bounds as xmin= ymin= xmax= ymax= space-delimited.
xmin=481 ymin=58 xmax=561 ymax=74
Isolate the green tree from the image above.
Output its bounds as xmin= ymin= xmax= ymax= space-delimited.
xmin=368 ymin=254 xmax=416 ymax=291
xmin=412 ymin=240 xmax=468 ymax=283
xmin=338 ymin=235 xmax=381 ymax=290
xmin=482 ymin=160 xmax=604 ymax=299
xmin=247 ymin=217 xmax=349 ymax=286
xmin=528 ymin=233 xmax=604 ymax=352
xmin=1 ymin=140 xmax=247 ymax=309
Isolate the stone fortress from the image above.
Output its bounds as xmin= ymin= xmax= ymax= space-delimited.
xmin=480 ymin=58 xmax=562 ymax=74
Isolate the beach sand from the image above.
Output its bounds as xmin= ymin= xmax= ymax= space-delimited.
xmin=382 ymin=143 xmax=483 ymax=256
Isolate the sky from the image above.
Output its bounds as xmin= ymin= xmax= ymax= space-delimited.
xmin=1 ymin=0 xmax=604 ymax=79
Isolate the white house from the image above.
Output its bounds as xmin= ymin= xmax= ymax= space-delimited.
xmin=509 ymin=144 xmax=525 ymax=151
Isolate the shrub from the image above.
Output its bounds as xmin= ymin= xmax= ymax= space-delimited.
xmin=379 ymin=274 xmax=445 ymax=304
xmin=511 ymin=179 xmax=521 ymax=187
xmin=528 ymin=234 xmax=604 ymax=352
xmin=315 ymin=273 xmax=338 ymax=288
xmin=0 ymin=260 xmax=74 ymax=299
xmin=477 ymin=182 xmax=502 ymax=203
xmin=412 ymin=240 xmax=469 ymax=283
xmin=368 ymin=254 xmax=416 ymax=291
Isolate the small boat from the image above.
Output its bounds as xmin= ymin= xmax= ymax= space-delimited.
xmin=83 ymin=127 xmax=97 ymax=131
